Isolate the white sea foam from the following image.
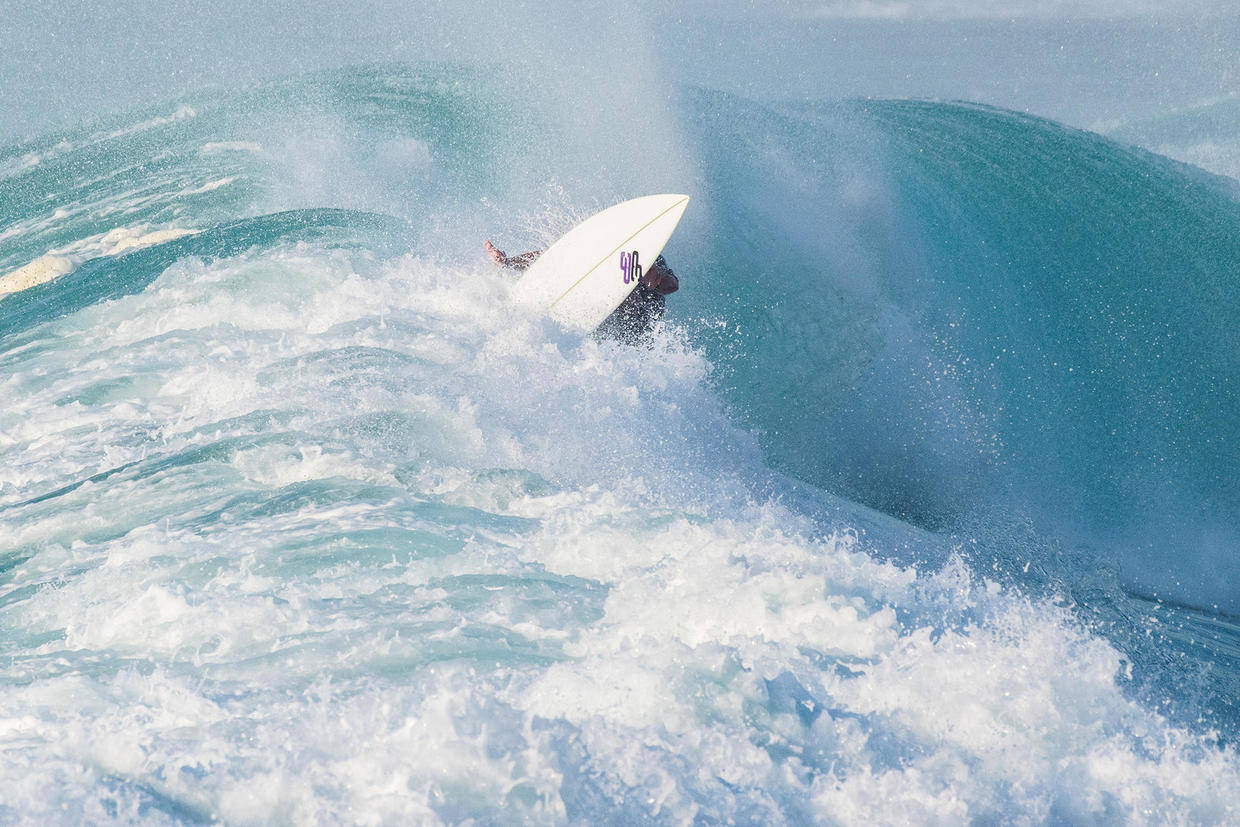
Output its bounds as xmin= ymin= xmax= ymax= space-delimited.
xmin=200 ymin=141 xmax=264 ymax=155
xmin=174 ymin=176 xmax=236 ymax=196
xmin=0 ymin=140 xmax=73 ymax=180
xmin=0 ymin=245 xmax=1236 ymax=822
xmin=0 ymin=254 xmax=76 ymax=296
xmin=0 ymin=107 xmax=196 ymax=186
xmin=0 ymin=225 xmax=198 ymax=297
xmin=104 ymin=105 xmax=198 ymax=142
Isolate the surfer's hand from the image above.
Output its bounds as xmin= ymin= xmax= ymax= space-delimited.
xmin=484 ymin=240 xmax=508 ymax=267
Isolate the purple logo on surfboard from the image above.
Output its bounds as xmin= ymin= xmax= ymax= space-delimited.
xmin=620 ymin=250 xmax=642 ymax=284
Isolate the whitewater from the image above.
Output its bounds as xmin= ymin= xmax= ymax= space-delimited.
xmin=2 ymin=62 xmax=1240 ymax=823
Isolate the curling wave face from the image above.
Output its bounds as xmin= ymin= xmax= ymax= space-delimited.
xmin=672 ymin=92 xmax=1240 ymax=615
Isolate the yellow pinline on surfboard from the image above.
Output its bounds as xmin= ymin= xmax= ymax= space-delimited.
xmin=547 ymin=196 xmax=690 ymax=310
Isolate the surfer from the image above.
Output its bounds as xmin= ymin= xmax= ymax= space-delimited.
xmin=484 ymin=239 xmax=678 ymax=343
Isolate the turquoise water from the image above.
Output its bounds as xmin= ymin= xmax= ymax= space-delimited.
xmin=1 ymin=65 xmax=1239 ymax=822
xmin=675 ymin=92 xmax=1240 ymax=608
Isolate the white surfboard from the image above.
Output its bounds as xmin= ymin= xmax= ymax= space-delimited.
xmin=509 ymin=194 xmax=690 ymax=331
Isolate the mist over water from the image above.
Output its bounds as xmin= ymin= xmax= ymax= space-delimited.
xmin=2 ymin=3 xmax=1240 ymax=823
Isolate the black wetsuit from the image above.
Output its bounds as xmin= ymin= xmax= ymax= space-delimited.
xmin=499 ymin=249 xmax=673 ymax=344
xmin=593 ymin=255 xmax=673 ymax=345
xmin=594 ymin=284 xmax=665 ymax=344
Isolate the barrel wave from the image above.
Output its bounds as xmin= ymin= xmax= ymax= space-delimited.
xmin=2 ymin=65 xmax=1239 ymax=822
xmin=675 ymin=91 xmax=1240 ymax=613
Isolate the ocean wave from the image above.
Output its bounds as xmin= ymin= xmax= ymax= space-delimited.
xmin=104 ymin=105 xmax=198 ymax=142
xmin=674 ymin=90 xmax=1240 ymax=614
xmin=1 ymin=241 xmax=1235 ymax=821
xmin=1 ymin=64 xmax=1238 ymax=821
xmin=0 ymin=226 xmax=199 ymax=297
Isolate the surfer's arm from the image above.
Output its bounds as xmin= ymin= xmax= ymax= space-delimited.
xmin=484 ymin=240 xmax=541 ymax=271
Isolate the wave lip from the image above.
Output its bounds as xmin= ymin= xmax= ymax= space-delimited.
xmin=0 ymin=226 xmax=201 ymax=297
xmin=0 ymin=254 xmax=75 ymax=296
